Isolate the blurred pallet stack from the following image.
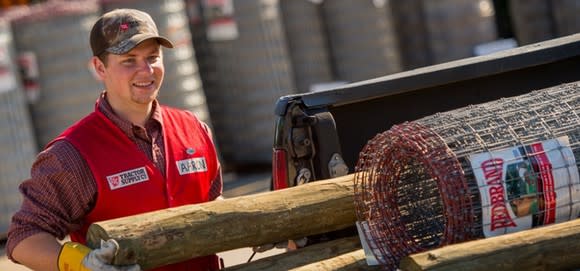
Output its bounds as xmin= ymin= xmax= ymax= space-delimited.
xmin=509 ymin=0 xmax=556 ymax=45
xmin=509 ymin=0 xmax=580 ymax=45
xmin=279 ymin=0 xmax=334 ymax=93
xmin=391 ymin=0 xmax=498 ymax=69
xmin=321 ymin=0 xmax=402 ymax=83
xmin=186 ymin=0 xmax=296 ymax=168
xmin=101 ymin=0 xmax=213 ymax=125
xmin=185 ymin=0 xmax=214 ymax=103
xmin=0 ymin=19 xmax=37 ymax=238
xmin=422 ymin=0 xmax=497 ymax=64
xmin=390 ymin=0 xmax=431 ymax=69
xmin=9 ymin=0 xmax=102 ymax=149
xmin=551 ymin=0 xmax=580 ymax=37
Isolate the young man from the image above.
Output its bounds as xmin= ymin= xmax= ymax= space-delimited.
xmin=7 ymin=8 xmax=223 ymax=271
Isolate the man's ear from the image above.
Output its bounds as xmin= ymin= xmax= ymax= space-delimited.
xmin=89 ymin=56 xmax=106 ymax=81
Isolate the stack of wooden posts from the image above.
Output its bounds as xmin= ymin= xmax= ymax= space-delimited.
xmin=87 ymin=174 xmax=580 ymax=270
xmin=87 ymin=175 xmax=362 ymax=270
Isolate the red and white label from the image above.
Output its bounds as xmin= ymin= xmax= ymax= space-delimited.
xmin=469 ymin=136 xmax=580 ymax=237
xmin=202 ymin=0 xmax=238 ymax=41
xmin=106 ymin=167 xmax=149 ymax=190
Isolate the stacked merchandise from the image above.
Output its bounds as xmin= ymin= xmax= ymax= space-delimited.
xmin=391 ymin=0 xmax=498 ymax=68
xmin=421 ymin=0 xmax=497 ymax=64
xmin=279 ymin=0 xmax=334 ymax=93
xmin=185 ymin=0 xmax=215 ymax=106
xmin=0 ymin=19 xmax=37 ymax=237
xmin=186 ymin=0 xmax=296 ymax=167
xmin=321 ymin=0 xmax=402 ymax=82
xmin=10 ymin=0 xmax=102 ymax=148
xmin=509 ymin=0 xmax=556 ymax=45
xmin=510 ymin=0 xmax=580 ymax=45
xmin=101 ymin=0 xmax=213 ymax=125
xmin=551 ymin=0 xmax=580 ymax=37
xmin=390 ymin=0 xmax=431 ymax=69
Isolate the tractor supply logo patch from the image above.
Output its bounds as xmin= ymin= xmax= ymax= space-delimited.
xmin=106 ymin=167 xmax=149 ymax=190
xmin=469 ymin=136 xmax=580 ymax=238
xmin=176 ymin=157 xmax=208 ymax=175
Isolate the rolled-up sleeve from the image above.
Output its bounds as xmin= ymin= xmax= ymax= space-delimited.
xmin=6 ymin=141 xmax=97 ymax=260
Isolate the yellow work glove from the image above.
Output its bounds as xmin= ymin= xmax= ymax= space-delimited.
xmin=58 ymin=239 xmax=141 ymax=271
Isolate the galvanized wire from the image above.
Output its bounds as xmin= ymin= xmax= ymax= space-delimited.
xmin=354 ymin=81 xmax=580 ymax=269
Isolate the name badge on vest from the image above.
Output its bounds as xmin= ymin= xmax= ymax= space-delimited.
xmin=177 ymin=157 xmax=208 ymax=175
xmin=106 ymin=167 xmax=150 ymax=190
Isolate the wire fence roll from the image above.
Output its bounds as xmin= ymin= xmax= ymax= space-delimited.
xmin=321 ymin=0 xmax=402 ymax=83
xmin=185 ymin=0 xmax=296 ymax=167
xmin=508 ymin=0 xmax=557 ymax=45
xmin=551 ymin=0 xmax=580 ymax=37
xmin=389 ymin=0 xmax=430 ymax=70
xmin=279 ymin=0 xmax=334 ymax=93
xmin=420 ymin=0 xmax=497 ymax=64
xmin=0 ymin=19 xmax=37 ymax=237
xmin=354 ymin=81 xmax=580 ymax=269
xmin=509 ymin=0 xmax=580 ymax=46
xmin=391 ymin=0 xmax=498 ymax=69
xmin=9 ymin=0 xmax=101 ymax=149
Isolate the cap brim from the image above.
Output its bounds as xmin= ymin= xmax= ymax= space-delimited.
xmin=106 ymin=33 xmax=175 ymax=55
xmin=154 ymin=36 xmax=174 ymax=49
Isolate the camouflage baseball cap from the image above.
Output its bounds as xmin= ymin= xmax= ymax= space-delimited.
xmin=90 ymin=8 xmax=174 ymax=56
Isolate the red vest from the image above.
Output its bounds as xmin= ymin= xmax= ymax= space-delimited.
xmin=49 ymin=105 xmax=220 ymax=271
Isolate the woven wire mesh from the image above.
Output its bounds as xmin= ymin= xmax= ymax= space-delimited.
xmin=354 ymin=81 xmax=580 ymax=269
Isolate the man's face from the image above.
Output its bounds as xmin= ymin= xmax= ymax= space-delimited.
xmin=100 ymin=39 xmax=164 ymax=107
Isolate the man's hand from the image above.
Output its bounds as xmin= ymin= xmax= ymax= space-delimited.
xmin=58 ymin=239 xmax=141 ymax=271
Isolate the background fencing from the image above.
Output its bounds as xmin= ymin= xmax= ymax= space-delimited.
xmin=0 ymin=19 xmax=37 ymax=237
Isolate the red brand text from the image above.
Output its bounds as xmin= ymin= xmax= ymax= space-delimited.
xmin=481 ymin=158 xmax=517 ymax=231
